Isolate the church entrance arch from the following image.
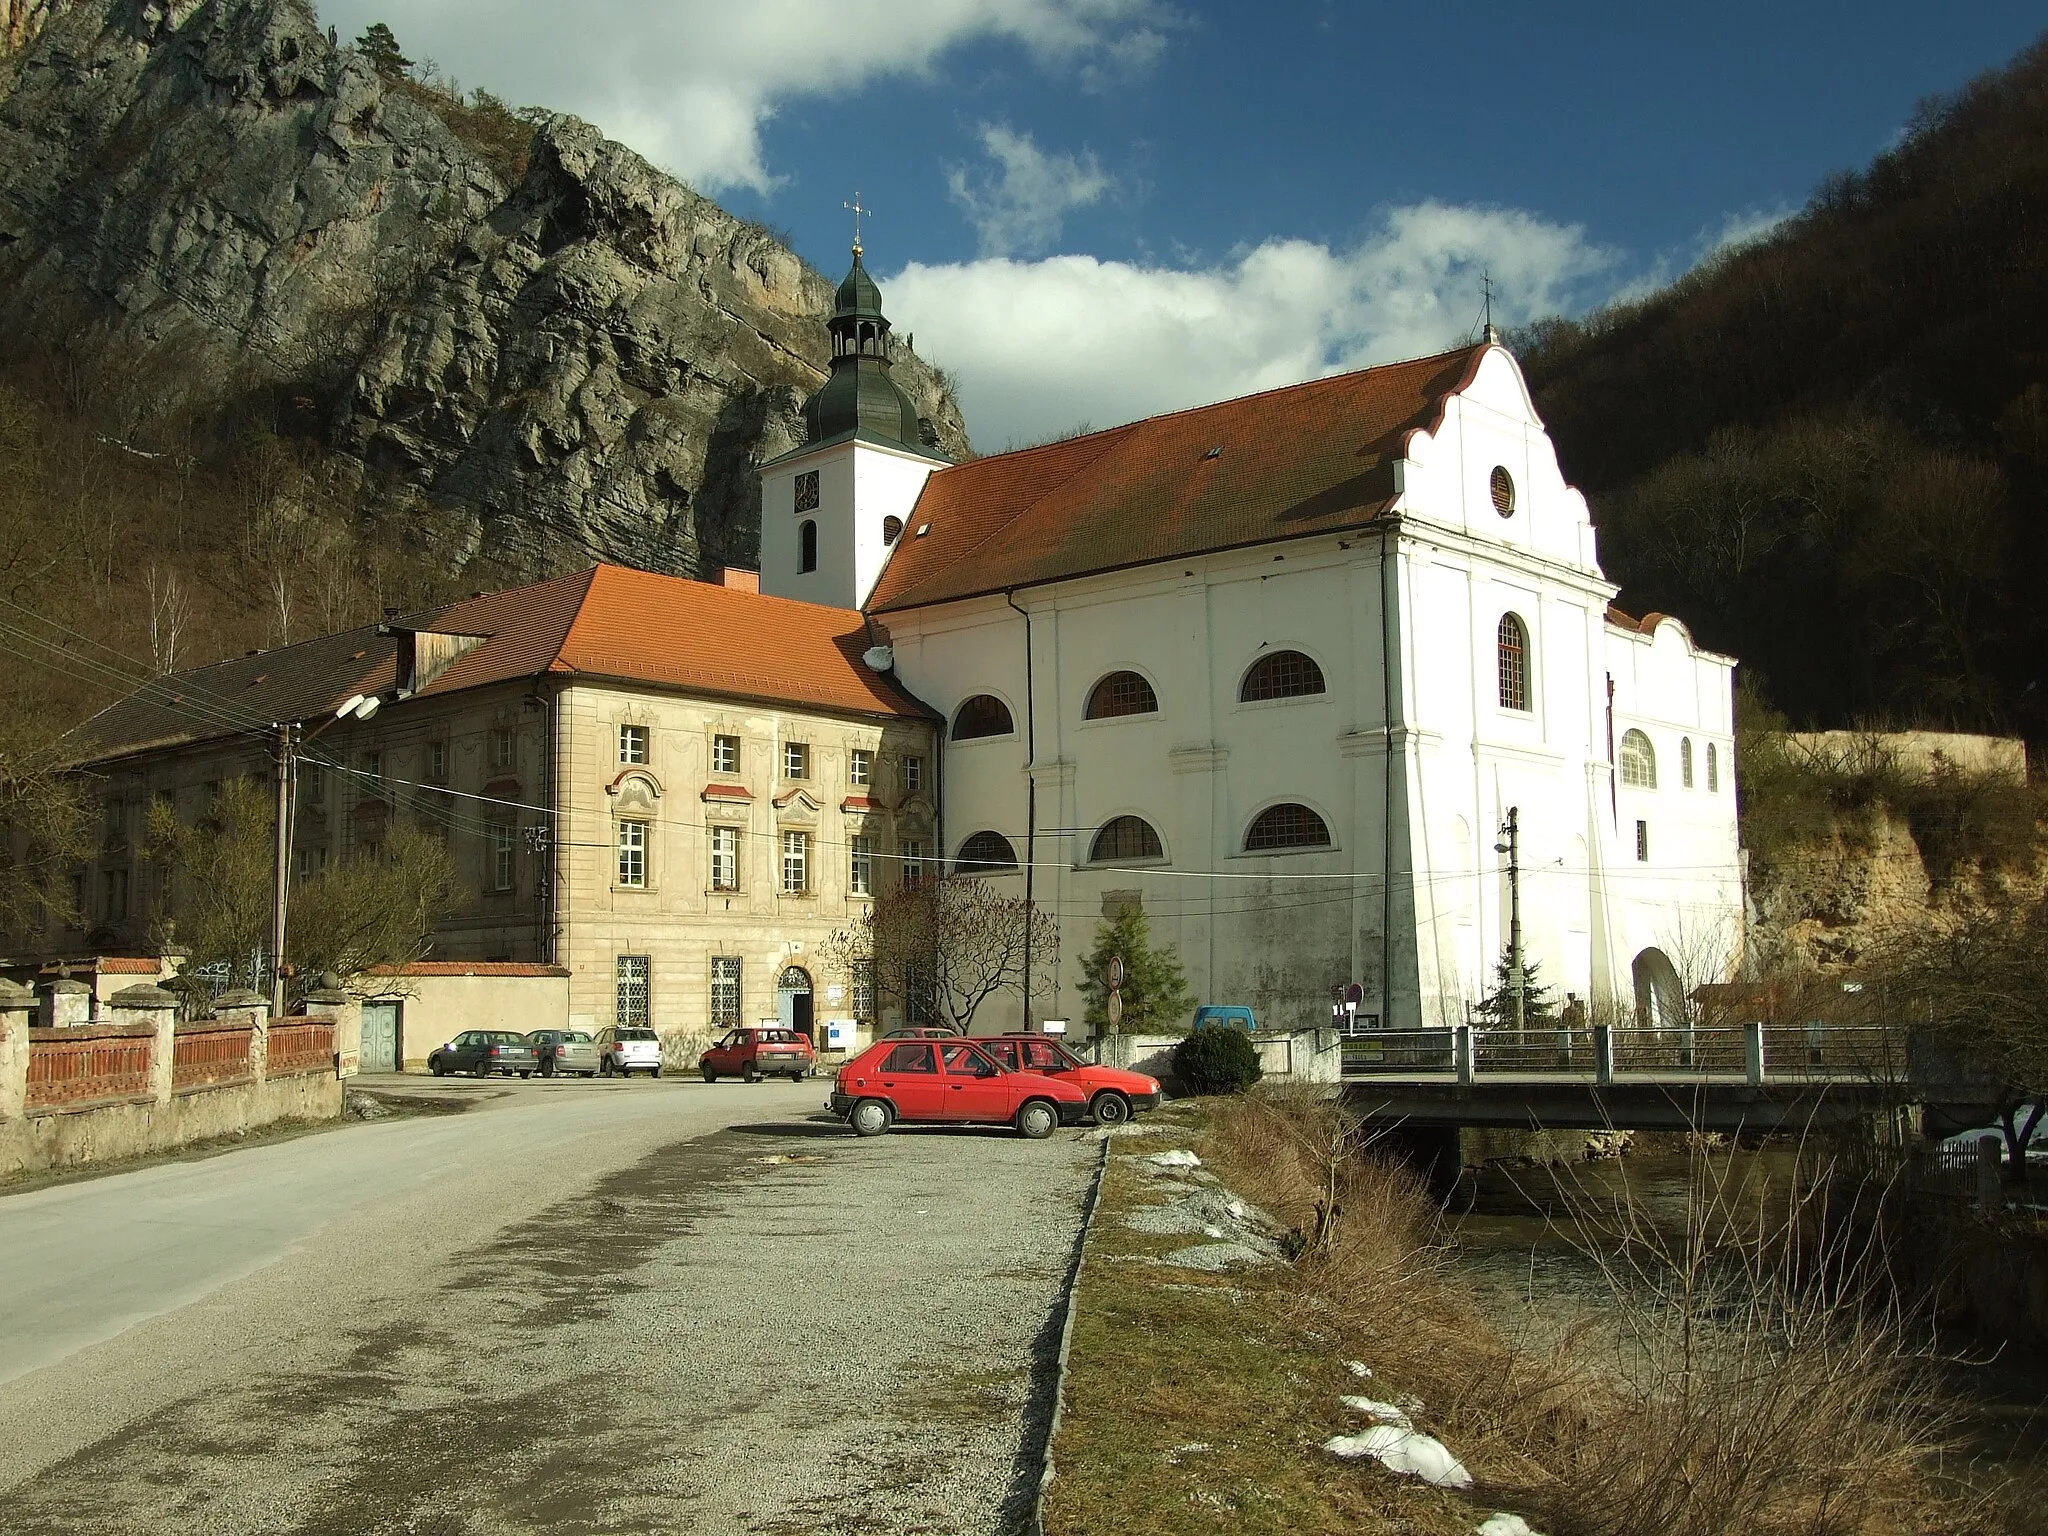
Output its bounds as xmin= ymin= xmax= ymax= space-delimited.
xmin=777 ymin=965 xmax=814 ymax=1042
xmin=1631 ymin=947 xmax=1685 ymax=1031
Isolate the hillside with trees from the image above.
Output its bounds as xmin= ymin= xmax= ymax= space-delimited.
xmin=1516 ymin=34 xmax=2048 ymax=740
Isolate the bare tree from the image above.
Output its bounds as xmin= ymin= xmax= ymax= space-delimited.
xmin=145 ymin=564 xmax=192 ymax=674
xmin=0 ymin=716 xmax=94 ymax=943
xmin=827 ymin=876 xmax=1057 ymax=1033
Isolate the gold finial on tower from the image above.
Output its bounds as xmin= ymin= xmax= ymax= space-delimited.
xmin=843 ymin=193 xmax=872 ymax=257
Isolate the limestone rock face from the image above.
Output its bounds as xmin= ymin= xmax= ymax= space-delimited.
xmin=0 ymin=0 xmax=970 ymax=579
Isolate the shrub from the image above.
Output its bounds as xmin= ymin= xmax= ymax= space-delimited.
xmin=1173 ymin=1025 xmax=1261 ymax=1095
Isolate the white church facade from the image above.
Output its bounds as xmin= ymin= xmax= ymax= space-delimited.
xmin=760 ymin=248 xmax=1743 ymax=1034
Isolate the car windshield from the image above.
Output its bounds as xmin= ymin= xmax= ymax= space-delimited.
xmin=617 ymin=1030 xmax=657 ymax=1041
xmin=492 ymin=1032 xmax=525 ymax=1045
xmin=563 ymin=1032 xmax=592 ymax=1043
xmin=754 ymin=1030 xmax=800 ymax=1044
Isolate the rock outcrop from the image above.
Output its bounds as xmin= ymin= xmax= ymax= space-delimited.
xmin=0 ymin=0 xmax=969 ymax=579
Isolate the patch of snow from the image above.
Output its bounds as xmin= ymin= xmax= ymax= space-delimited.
xmin=1145 ymin=1149 xmax=1201 ymax=1167
xmin=1340 ymin=1395 xmax=1412 ymax=1428
xmin=1345 ymin=1360 xmax=1373 ymax=1379
xmin=1324 ymin=1426 xmax=1472 ymax=1489
xmin=1163 ymin=1240 xmax=1276 ymax=1272
xmin=1202 ymin=1223 xmax=1225 ymax=1238
xmin=1087 ymin=1121 xmax=1171 ymax=1140
xmin=1476 ymin=1516 xmax=1541 ymax=1536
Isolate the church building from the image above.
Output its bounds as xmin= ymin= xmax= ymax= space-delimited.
xmin=760 ymin=244 xmax=1742 ymax=1033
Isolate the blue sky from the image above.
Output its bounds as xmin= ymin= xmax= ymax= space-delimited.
xmin=318 ymin=1 xmax=2043 ymax=447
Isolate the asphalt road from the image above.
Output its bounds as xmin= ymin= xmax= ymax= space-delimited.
xmin=0 ymin=1074 xmax=1100 ymax=1534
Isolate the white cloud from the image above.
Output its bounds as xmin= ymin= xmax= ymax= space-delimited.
xmin=947 ymin=125 xmax=1111 ymax=256
xmin=887 ymin=201 xmax=1622 ymax=448
xmin=1698 ymin=205 xmax=1794 ymax=259
xmin=313 ymin=0 xmax=1171 ymax=192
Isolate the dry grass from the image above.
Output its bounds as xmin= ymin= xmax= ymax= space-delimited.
xmin=1048 ymin=1088 xmax=1991 ymax=1536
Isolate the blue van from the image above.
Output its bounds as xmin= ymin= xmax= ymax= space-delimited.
xmin=1191 ymin=1005 xmax=1257 ymax=1032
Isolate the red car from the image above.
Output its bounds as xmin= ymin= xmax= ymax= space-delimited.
xmin=980 ymin=1035 xmax=1163 ymax=1126
xmin=700 ymin=1027 xmax=816 ymax=1083
xmin=829 ymin=1037 xmax=1090 ymax=1139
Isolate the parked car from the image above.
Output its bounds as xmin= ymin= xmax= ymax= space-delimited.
xmin=526 ymin=1028 xmax=599 ymax=1077
xmin=595 ymin=1026 xmax=663 ymax=1078
xmin=879 ymin=1025 xmax=963 ymax=1039
xmin=700 ymin=1027 xmax=815 ymax=1083
xmin=828 ymin=1037 xmax=1089 ymax=1139
xmin=1192 ymin=1005 xmax=1258 ymax=1032
xmin=428 ymin=1030 xmax=538 ymax=1078
xmin=979 ymin=1034 xmax=1163 ymax=1126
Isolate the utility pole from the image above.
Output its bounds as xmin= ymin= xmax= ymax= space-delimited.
xmin=270 ymin=721 xmax=298 ymax=1017
xmin=1498 ymin=806 xmax=1524 ymax=1038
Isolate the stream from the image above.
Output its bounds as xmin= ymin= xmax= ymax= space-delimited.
xmin=1443 ymin=1150 xmax=2048 ymax=1527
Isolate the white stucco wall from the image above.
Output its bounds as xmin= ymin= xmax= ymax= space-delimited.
xmin=760 ymin=438 xmax=943 ymax=609
xmin=878 ymin=342 xmax=1744 ymax=1036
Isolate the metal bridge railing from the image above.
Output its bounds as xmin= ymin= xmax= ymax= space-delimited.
xmin=1339 ymin=1022 xmax=1906 ymax=1086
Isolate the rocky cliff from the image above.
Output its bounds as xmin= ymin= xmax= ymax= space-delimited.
xmin=0 ymin=0 xmax=969 ymax=579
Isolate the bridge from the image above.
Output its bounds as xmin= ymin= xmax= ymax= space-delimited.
xmin=1334 ymin=1023 xmax=1913 ymax=1132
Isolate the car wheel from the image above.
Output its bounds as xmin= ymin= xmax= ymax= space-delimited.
xmin=540 ymin=1058 xmax=555 ymax=1078
xmin=743 ymin=1069 xmax=760 ymax=1084
xmin=1016 ymin=1100 xmax=1058 ymax=1140
xmin=850 ymin=1099 xmax=891 ymax=1137
xmin=429 ymin=1056 xmax=444 ymax=1077
xmin=474 ymin=1062 xmax=491 ymax=1078
xmin=652 ymin=1066 xmax=662 ymax=1079
xmin=1091 ymin=1091 xmax=1132 ymax=1127
xmin=789 ymin=1070 xmax=804 ymax=1083
xmin=702 ymin=1068 xmax=717 ymax=1084
xmin=519 ymin=1070 xmax=532 ymax=1079
xmin=600 ymin=1058 xmax=614 ymax=1077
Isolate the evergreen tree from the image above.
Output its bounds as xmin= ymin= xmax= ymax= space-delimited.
xmin=1473 ymin=945 xmax=1559 ymax=1026
xmin=1079 ymin=907 xmax=1195 ymax=1035
xmin=355 ymin=23 xmax=411 ymax=78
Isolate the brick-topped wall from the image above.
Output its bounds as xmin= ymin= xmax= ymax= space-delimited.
xmin=266 ymin=1021 xmax=335 ymax=1076
xmin=26 ymin=1025 xmax=153 ymax=1111
xmin=171 ymin=1021 xmax=256 ymax=1092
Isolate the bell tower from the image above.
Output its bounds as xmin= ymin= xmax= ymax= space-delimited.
xmin=759 ymin=210 xmax=949 ymax=610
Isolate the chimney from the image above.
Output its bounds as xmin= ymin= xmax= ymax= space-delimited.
xmin=719 ymin=568 xmax=760 ymax=594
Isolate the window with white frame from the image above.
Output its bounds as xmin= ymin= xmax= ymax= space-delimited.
xmin=617 ymin=820 xmax=648 ymax=887
xmin=708 ymin=825 xmax=739 ymax=891
xmin=425 ymin=741 xmax=446 ymax=784
xmin=849 ymin=835 xmax=874 ymax=896
xmin=303 ymin=762 xmax=326 ymax=802
xmin=619 ymin=724 xmax=649 ymax=765
xmin=1680 ymin=736 xmax=1695 ymax=789
xmin=900 ymin=838 xmax=926 ymax=887
xmin=490 ymin=728 xmax=514 ymax=772
xmin=712 ymin=733 xmax=740 ymax=774
xmin=710 ymin=956 xmax=742 ymax=1027
xmin=616 ymin=955 xmax=650 ymax=1025
xmin=781 ymin=830 xmax=809 ymax=893
xmin=1707 ymin=742 xmax=1721 ymax=793
xmin=1635 ymin=819 xmax=1650 ymax=862
xmin=1497 ymin=613 xmax=1530 ymax=712
xmin=488 ymin=823 xmax=516 ymax=891
xmin=783 ymin=741 xmax=809 ymax=779
xmin=849 ymin=748 xmax=872 ymax=787
xmin=904 ymin=755 xmax=925 ymax=794
xmin=1619 ymin=729 xmax=1657 ymax=789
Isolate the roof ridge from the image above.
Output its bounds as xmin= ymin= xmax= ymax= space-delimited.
xmin=950 ymin=342 xmax=1487 ymax=474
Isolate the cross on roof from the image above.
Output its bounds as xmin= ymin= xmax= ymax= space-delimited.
xmin=844 ymin=194 xmax=872 ymax=256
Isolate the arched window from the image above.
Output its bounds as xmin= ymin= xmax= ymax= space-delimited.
xmin=954 ymin=830 xmax=1019 ymax=873
xmin=882 ymin=515 xmax=903 ymax=544
xmin=1240 ymin=649 xmax=1325 ymax=702
xmin=1085 ymin=670 xmax=1159 ymax=719
xmin=1619 ymin=729 xmax=1657 ymax=789
xmin=1244 ymin=803 xmax=1332 ymax=852
xmin=951 ymin=694 xmax=1014 ymax=741
xmin=1496 ymin=613 xmax=1529 ymax=712
xmin=1707 ymin=742 xmax=1720 ymax=793
xmin=1680 ymin=736 xmax=1695 ymax=789
xmin=1090 ymin=815 xmax=1164 ymax=863
xmin=798 ymin=519 xmax=818 ymax=573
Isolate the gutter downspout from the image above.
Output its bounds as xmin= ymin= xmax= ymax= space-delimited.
xmin=1005 ymin=589 xmax=1037 ymax=1029
xmin=1379 ymin=521 xmax=1399 ymax=1032
xmin=536 ymin=676 xmax=561 ymax=966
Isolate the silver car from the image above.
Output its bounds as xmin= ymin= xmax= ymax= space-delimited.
xmin=526 ymin=1028 xmax=599 ymax=1077
xmin=595 ymin=1026 xmax=663 ymax=1078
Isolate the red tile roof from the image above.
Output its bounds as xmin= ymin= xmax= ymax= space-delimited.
xmin=868 ymin=345 xmax=1489 ymax=612
xmin=73 ymin=567 xmax=931 ymax=764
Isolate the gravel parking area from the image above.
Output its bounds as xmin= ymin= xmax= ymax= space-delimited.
xmin=0 ymin=1091 xmax=1099 ymax=1535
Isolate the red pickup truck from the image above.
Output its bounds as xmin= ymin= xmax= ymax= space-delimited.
xmin=699 ymin=1027 xmax=816 ymax=1083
